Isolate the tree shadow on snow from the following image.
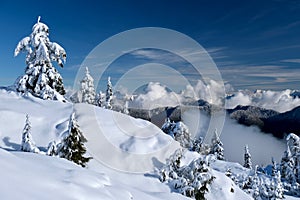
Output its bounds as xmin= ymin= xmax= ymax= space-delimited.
xmin=144 ymin=157 xmax=165 ymax=179
xmin=2 ymin=137 xmax=20 ymax=151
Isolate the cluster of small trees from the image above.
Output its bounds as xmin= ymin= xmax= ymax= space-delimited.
xmin=161 ymin=119 xmax=225 ymax=161
xmin=160 ymin=120 xmax=226 ymax=199
xmin=160 ymin=119 xmax=293 ymax=199
xmin=226 ymin=162 xmax=284 ymax=200
xmin=225 ymin=133 xmax=300 ymax=199
xmin=161 ymin=119 xmax=193 ymax=148
xmin=159 ymin=149 xmax=215 ymax=199
xmin=76 ymin=67 xmax=113 ymax=109
xmin=20 ymin=113 xmax=91 ymax=167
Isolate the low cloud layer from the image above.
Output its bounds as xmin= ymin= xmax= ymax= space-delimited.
xmin=221 ymin=116 xmax=286 ymax=166
xmin=226 ymin=89 xmax=300 ymax=113
xmin=181 ymin=110 xmax=286 ymax=166
xmin=128 ymin=81 xmax=300 ymax=113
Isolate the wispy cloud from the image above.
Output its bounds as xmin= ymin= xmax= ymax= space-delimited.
xmin=129 ymin=47 xmax=228 ymax=62
xmin=220 ymin=64 xmax=300 ymax=90
xmin=280 ymin=59 xmax=300 ymax=64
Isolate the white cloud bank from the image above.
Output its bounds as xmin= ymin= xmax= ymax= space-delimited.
xmin=128 ymin=81 xmax=300 ymax=113
xmin=226 ymin=89 xmax=300 ymax=113
xmin=130 ymin=80 xmax=228 ymax=109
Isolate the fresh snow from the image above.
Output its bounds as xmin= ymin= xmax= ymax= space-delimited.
xmin=0 ymin=88 xmax=298 ymax=199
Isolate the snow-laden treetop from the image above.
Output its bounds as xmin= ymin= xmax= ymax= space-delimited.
xmin=14 ymin=16 xmax=66 ymax=67
xmin=14 ymin=16 xmax=67 ymax=101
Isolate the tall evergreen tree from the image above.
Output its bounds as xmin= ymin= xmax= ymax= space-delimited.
xmin=210 ymin=129 xmax=225 ymax=160
xmin=57 ymin=112 xmax=91 ymax=167
xmin=105 ymin=76 xmax=113 ymax=109
xmin=244 ymin=145 xmax=252 ymax=169
xmin=14 ymin=16 xmax=66 ymax=101
xmin=20 ymin=114 xmax=40 ymax=153
xmin=281 ymin=145 xmax=296 ymax=183
xmin=271 ymin=158 xmax=278 ymax=177
xmin=80 ymin=67 xmax=96 ymax=104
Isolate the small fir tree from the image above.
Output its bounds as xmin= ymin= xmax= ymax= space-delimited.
xmin=96 ymin=91 xmax=105 ymax=108
xmin=57 ymin=112 xmax=91 ymax=167
xmin=252 ymin=166 xmax=260 ymax=200
xmin=210 ymin=129 xmax=225 ymax=160
xmin=20 ymin=114 xmax=39 ymax=153
xmin=161 ymin=118 xmax=175 ymax=136
xmin=244 ymin=145 xmax=252 ymax=169
xmin=105 ymin=76 xmax=113 ymax=109
xmin=274 ymin=170 xmax=284 ymax=199
xmin=46 ymin=140 xmax=57 ymax=156
xmin=271 ymin=158 xmax=277 ymax=177
xmin=80 ymin=67 xmax=96 ymax=104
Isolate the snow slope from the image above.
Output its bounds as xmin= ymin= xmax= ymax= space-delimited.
xmin=0 ymin=89 xmax=187 ymax=199
xmin=0 ymin=88 xmax=293 ymax=199
xmin=0 ymin=149 xmax=133 ymax=200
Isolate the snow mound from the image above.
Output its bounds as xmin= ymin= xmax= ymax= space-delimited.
xmin=74 ymin=103 xmax=181 ymax=173
xmin=0 ymin=89 xmax=72 ymax=149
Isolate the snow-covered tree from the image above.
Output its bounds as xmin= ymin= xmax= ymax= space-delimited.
xmin=57 ymin=112 xmax=91 ymax=167
xmin=210 ymin=129 xmax=225 ymax=160
xmin=260 ymin=170 xmax=284 ymax=200
xmin=161 ymin=118 xmax=174 ymax=136
xmin=225 ymin=168 xmax=238 ymax=184
xmin=105 ymin=76 xmax=113 ymax=109
xmin=173 ymin=122 xmax=192 ymax=149
xmin=274 ymin=170 xmax=284 ymax=199
xmin=96 ymin=91 xmax=106 ymax=107
xmin=252 ymin=166 xmax=260 ymax=200
xmin=281 ymin=145 xmax=295 ymax=183
xmin=47 ymin=140 xmax=57 ymax=156
xmin=244 ymin=145 xmax=252 ymax=169
xmin=161 ymin=119 xmax=192 ymax=149
xmin=14 ymin=16 xmax=66 ymax=101
xmin=287 ymin=133 xmax=300 ymax=183
xmin=80 ymin=67 xmax=96 ymax=104
xmin=123 ymin=100 xmax=129 ymax=114
xmin=159 ymin=149 xmax=215 ymax=199
xmin=287 ymin=133 xmax=300 ymax=158
xmin=271 ymin=158 xmax=278 ymax=177
xmin=191 ymin=138 xmax=203 ymax=154
xmin=20 ymin=114 xmax=40 ymax=153
xmin=122 ymin=94 xmax=134 ymax=115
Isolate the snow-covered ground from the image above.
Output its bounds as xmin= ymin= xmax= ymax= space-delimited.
xmin=0 ymin=88 xmax=297 ymax=199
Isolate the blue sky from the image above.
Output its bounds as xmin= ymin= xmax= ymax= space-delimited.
xmin=1 ymin=0 xmax=300 ymax=91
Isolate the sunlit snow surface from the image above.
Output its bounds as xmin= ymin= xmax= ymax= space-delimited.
xmin=0 ymin=88 xmax=297 ymax=199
